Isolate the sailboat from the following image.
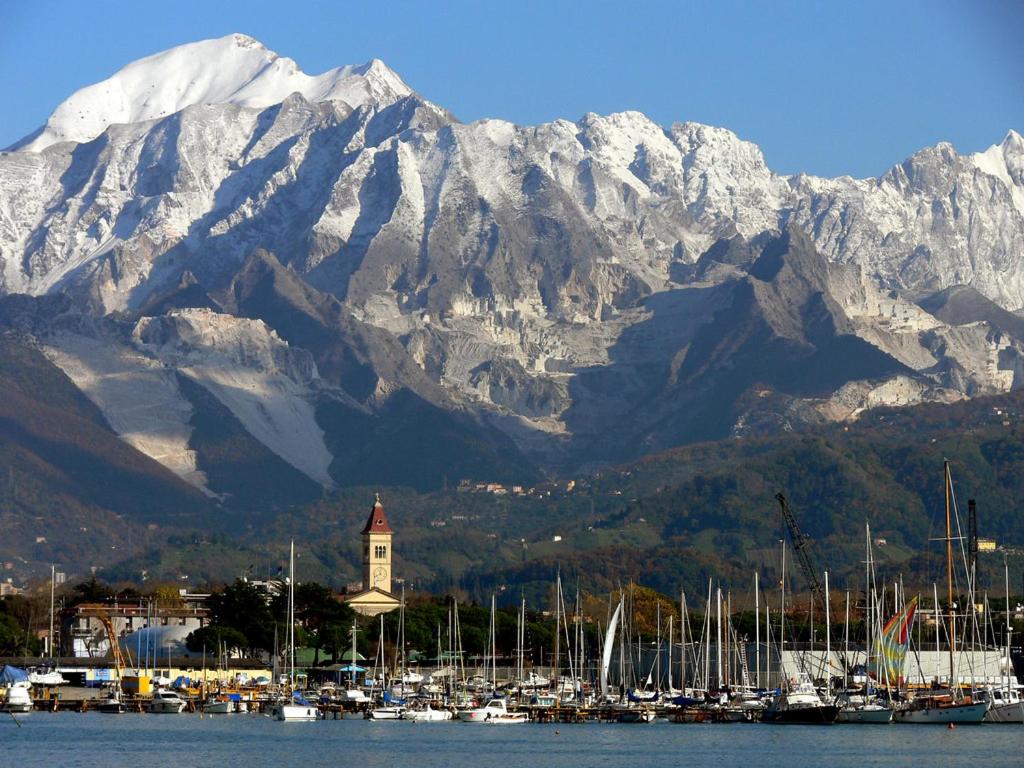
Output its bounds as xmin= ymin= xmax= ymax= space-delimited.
xmin=762 ymin=539 xmax=838 ymax=724
xmin=893 ymin=462 xmax=987 ymax=724
xmin=836 ymin=527 xmax=894 ymax=724
xmin=273 ymin=541 xmax=319 ymax=722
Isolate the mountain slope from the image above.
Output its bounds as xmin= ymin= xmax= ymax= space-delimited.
xmin=0 ymin=330 xmax=216 ymax=570
xmin=0 ymin=35 xmax=1021 ymax=495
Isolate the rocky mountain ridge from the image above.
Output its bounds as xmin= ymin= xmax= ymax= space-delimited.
xmin=0 ymin=35 xmax=1022 ymax=495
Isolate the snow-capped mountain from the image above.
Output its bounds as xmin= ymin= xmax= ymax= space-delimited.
xmin=10 ymin=33 xmax=413 ymax=152
xmin=1 ymin=35 xmax=1022 ymax=496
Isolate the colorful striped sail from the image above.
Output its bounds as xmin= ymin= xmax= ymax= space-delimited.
xmin=868 ymin=595 xmax=918 ymax=686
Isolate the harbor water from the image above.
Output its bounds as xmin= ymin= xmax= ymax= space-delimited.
xmin=5 ymin=712 xmax=1023 ymax=768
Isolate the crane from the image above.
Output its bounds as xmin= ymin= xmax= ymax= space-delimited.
xmin=774 ymin=493 xmax=827 ymax=620
xmin=73 ymin=603 xmax=129 ymax=677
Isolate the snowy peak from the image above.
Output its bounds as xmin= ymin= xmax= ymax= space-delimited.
xmin=12 ymin=33 xmax=414 ymax=152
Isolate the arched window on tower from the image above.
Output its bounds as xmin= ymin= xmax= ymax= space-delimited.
xmin=375 ymin=544 xmax=387 ymax=559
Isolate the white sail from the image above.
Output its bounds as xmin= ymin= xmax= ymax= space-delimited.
xmin=601 ymin=600 xmax=623 ymax=699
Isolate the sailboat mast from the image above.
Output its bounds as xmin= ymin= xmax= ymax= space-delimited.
xmin=656 ymin=602 xmax=661 ymax=691
xmin=944 ymin=461 xmax=955 ymax=691
xmin=755 ymin=572 xmax=760 ymax=690
xmin=680 ymin=590 xmax=687 ymax=693
xmin=824 ymin=571 xmax=831 ymax=689
xmin=289 ymin=539 xmax=295 ymax=686
xmin=716 ymin=587 xmax=723 ymax=690
xmin=843 ymin=590 xmax=850 ymax=690
xmin=554 ymin=571 xmax=561 ymax=692
xmin=1003 ymin=559 xmax=1012 ymax=691
xmin=780 ymin=539 xmax=787 ymax=685
xmin=49 ymin=564 xmax=55 ymax=657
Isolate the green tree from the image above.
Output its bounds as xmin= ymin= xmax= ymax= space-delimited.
xmin=69 ymin=576 xmax=114 ymax=605
xmin=207 ymin=580 xmax=275 ymax=655
xmin=186 ymin=624 xmax=249 ymax=655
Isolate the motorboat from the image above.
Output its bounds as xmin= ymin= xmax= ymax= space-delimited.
xmin=2 ymin=681 xmax=33 ymax=713
xmin=761 ymin=681 xmax=839 ymax=724
xmin=458 ymin=697 xmax=527 ymax=723
xmin=149 ymin=689 xmax=186 ymax=714
xmin=367 ymin=704 xmax=406 ymax=720
xmin=95 ymin=686 xmax=125 ymax=714
xmin=403 ymin=704 xmax=453 ymax=721
xmin=981 ymin=686 xmax=1024 ymax=723
xmin=202 ymin=695 xmax=234 ymax=714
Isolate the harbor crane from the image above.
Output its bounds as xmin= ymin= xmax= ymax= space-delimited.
xmin=774 ymin=493 xmax=827 ymax=620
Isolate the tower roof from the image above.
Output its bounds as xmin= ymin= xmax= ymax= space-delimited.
xmin=361 ymin=494 xmax=393 ymax=534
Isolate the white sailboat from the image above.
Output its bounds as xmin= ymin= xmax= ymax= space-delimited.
xmin=273 ymin=540 xmax=318 ymax=722
xmin=599 ymin=599 xmax=623 ymax=702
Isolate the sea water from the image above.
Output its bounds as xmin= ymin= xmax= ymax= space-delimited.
xmin=5 ymin=712 xmax=1022 ymax=767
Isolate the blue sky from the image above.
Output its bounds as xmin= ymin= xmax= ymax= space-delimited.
xmin=1 ymin=0 xmax=1020 ymax=177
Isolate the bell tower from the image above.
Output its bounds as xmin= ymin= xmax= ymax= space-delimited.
xmin=361 ymin=493 xmax=393 ymax=593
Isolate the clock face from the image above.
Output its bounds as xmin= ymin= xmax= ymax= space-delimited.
xmin=373 ymin=566 xmax=387 ymax=586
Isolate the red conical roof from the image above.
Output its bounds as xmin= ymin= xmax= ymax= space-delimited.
xmin=361 ymin=494 xmax=393 ymax=534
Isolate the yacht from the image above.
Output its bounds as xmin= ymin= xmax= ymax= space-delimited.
xmin=271 ymin=693 xmax=319 ymax=721
xmin=892 ymin=693 xmax=988 ymax=724
xmin=761 ymin=681 xmax=839 ymax=724
xmin=149 ymin=689 xmax=186 ymax=714
xmin=458 ymin=697 xmax=527 ymax=723
xmin=981 ymin=686 xmax=1024 ymax=724
xmin=403 ymin=704 xmax=453 ymax=721
xmin=2 ymin=681 xmax=33 ymax=713
xmin=367 ymin=704 xmax=406 ymax=720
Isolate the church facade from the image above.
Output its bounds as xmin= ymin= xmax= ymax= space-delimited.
xmin=343 ymin=495 xmax=401 ymax=617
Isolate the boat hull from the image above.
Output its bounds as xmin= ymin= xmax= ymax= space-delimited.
xmin=274 ymin=704 xmax=318 ymax=721
xmin=616 ymin=709 xmax=657 ymax=723
xmin=404 ymin=708 xmax=453 ymax=721
xmin=149 ymin=701 xmax=186 ymax=714
xmin=893 ymin=701 xmax=987 ymax=724
xmin=985 ymin=702 xmax=1024 ymax=723
xmin=203 ymin=700 xmax=234 ymax=714
xmin=368 ymin=706 xmax=405 ymax=720
xmin=761 ymin=705 xmax=840 ymax=724
xmin=836 ymin=706 xmax=893 ymax=724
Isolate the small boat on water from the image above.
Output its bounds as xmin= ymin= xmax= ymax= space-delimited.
xmin=835 ymin=701 xmax=893 ymax=724
xmin=761 ymin=681 xmax=839 ymax=724
xmin=403 ymin=704 xmax=453 ymax=721
xmin=458 ymin=697 xmax=527 ymax=723
xmin=835 ymin=700 xmax=892 ymax=724
xmin=893 ymin=694 xmax=988 ymax=724
xmin=272 ymin=693 xmax=319 ymax=721
xmin=368 ymin=705 xmax=406 ymax=720
xmin=1 ymin=681 xmax=33 ymax=713
xmin=95 ymin=686 xmax=125 ymax=714
xmin=980 ymin=686 xmax=1024 ymax=724
xmin=616 ymin=707 xmax=657 ymax=723
xmin=149 ymin=689 xmax=186 ymax=714
xmin=202 ymin=695 xmax=235 ymax=714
